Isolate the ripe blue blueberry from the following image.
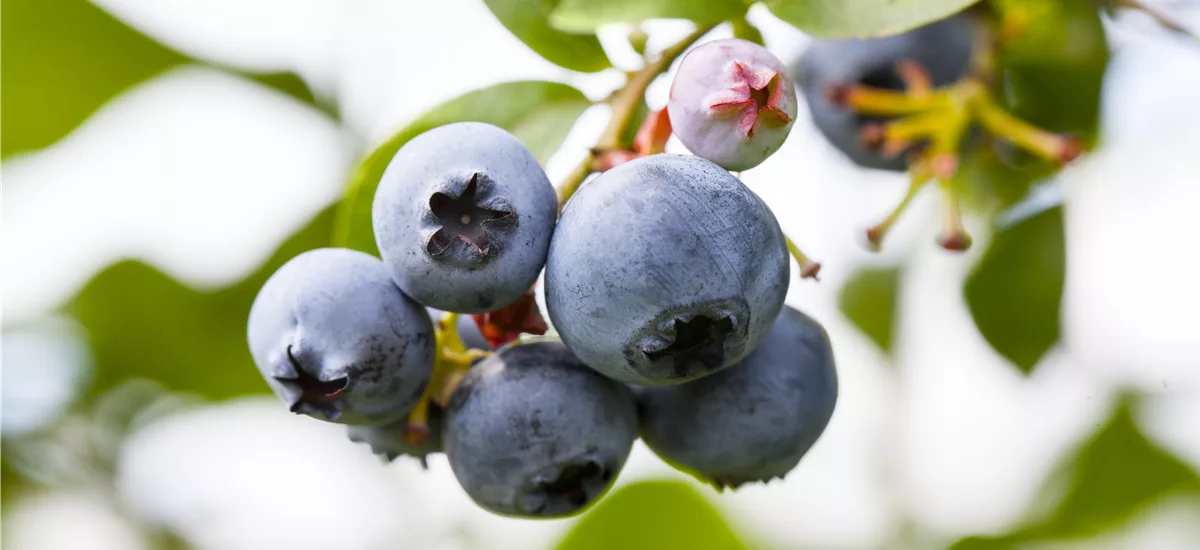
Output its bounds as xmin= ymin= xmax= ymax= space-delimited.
xmin=545 ymin=154 xmax=789 ymax=386
xmin=798 ymin=14 xmax=975 ymax=171
xmin=443 ymin=340 xmax=638 ymax=518
xmin=373 ymin=122 xmax=557 ymax=313
xmin=635 ymin=305 xmax=838 ymax=489
xmin=346 ymin=404 xmax=443 ymax=466
xmin=668 ymin=38 xmax=798 ymax=171
xmin=247 ymin=248 xmax=435 ymax=425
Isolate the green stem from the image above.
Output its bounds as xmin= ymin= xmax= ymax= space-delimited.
xmin=555 ymin=24 xmax=716 ymax=212
xmin=972 ymin=96 xmax=1079 ymax=163
xmin=866 ymin=169 xmax=930 ymax=250
xmin=1112 ymin=0 xmax=1200 ymax=44
xmin=784 ymin=235 xmax=822 ymax=280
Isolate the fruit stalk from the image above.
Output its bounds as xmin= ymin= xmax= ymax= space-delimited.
xmin=555 ymin=24 xmax=717 ymax=210
xmin=1110 ymin=0 xmax=1200 ymax=44
xmin=784 ymin=235 xmax=822 ymax=280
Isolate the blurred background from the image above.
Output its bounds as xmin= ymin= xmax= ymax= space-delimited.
xmin=3 ymin=1 xmax=1200 ymax=549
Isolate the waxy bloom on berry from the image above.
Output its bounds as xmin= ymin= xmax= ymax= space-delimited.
xmin=668 ymin=39 xmax=798 ymax=171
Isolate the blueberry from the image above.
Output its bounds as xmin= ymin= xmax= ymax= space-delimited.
xmin=443 ymin=340 xmax=638 ymax=518
xmin=346 ymin=404 xmax=443 ymax=465
xmin=668 ymin=38 xmax=798 ymax=171
xmin=247 ymin=248 xmax=435 ymax=425
xmin=372 ymin=122 xmax=557 ymax=313
xmin=426 ymin=307 xmax=492 ymax=351
xmin=797 ymin=14 xmax=976 ymax=171
xmin=545 ymin=154 xmax=789 ymax=386
xmin=635 ymin=306 xmax=837 ymax=489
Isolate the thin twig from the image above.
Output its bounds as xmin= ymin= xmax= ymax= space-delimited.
xmin=555 ymin=24 xmax=716 ymax=211
xmin=1114 ymin=0 xmax=1200 ymax=43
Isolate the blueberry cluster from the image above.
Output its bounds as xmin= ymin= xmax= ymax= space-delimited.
xmin=247 ymin=38 xmax=837 ymax=519
xmin=797 ymin=14 xmax=976 ymax=171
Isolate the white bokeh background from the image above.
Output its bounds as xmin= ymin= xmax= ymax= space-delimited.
xmin=4 ymin=1 xmax=1200 ymax=549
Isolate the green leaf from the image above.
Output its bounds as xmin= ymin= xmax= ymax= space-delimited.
xmin=838 ymin=266 xmax=901 ymax=355
xmin=332 ymin=80 xmax=590 ymax=255
xmin=1 ymin=0 xmax=187 ymax=158
xmin=550 ymin=0 xmax=748 ymax=33
xmin=246 ymin=71 xmax=330 ymax=116
xmin=66 ymin=207 xmax=336 ymax=401
xmin=557 ymin=480 xmax=747 ymax=550
xmin=951 ymin=396 xmax=1200 ymax=547
xmin=964 ymin=207 xmax=1064 ymax=373
xmin=1 ymin=0 xmax=334 ymax=159
xmin=762 ymin=0 xmax=980 ymax=39
xmin=1027 ymin=396 xmax=1200 ymax=537
xmin=731 ymin=17 xmax=765 ymax=46
xmin=619 ymin=100 xmax=651 ymax=150
xmin=955 ymin=142 xmax=1051 ymax=212
xmin=481 ymin=0 xmax=610 ymax=73
xmin=993 ymin=0 xmax=1109 ymax=138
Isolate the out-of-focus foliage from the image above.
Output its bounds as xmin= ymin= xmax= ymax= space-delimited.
xmin=957 ymin=0 xmax=1107 ymax=375
xmin=0 ymin=0 xmax=323 ymax=159
xmin=0 ymin=0 xmax=185 ymax=157
xmin=994 ymin=0 xmax=1109 ymax=138
xmin=67 ymin=208 xmax=336 ymax=402
xmin=762 ymin=0 xmax=982 ymax=39
xmin=730 ymin=17 xmax=765 ymax=46
xmin=557 ymin=480 xmax=748 ymax=550
xmin=549 ymin=0 xmax=748 ymax=33
xmin=333 ymin=81 xmax=590 ymax=255
xmin=965 ymin=207 xmax=1064 ymax=373
xmin=5 ymin=1 xmax=1197 ymax=549
xmin=952 ymin=396 xmax=1200 ymax=548
xmin=839 ymin=266 xmax=901 ymax=356
xmin=481 ymin=0 xmax=611 ymax=73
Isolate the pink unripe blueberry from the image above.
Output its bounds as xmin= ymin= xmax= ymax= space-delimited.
xmin=668 ymin=38 xmax=797 ymax=171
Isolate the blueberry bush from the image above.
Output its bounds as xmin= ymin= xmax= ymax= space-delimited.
xmin=5 ymin=0 xmax=1200 ymax=548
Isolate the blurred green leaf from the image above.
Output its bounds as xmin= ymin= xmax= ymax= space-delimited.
xmin=955 ymin=141 xmax=1052 ymax=212
xmin=731 ymin=17 xmax=765 ymax=46
xmin=951 ymin=396 xmax=1200 ymax=547
xmin=964 ymin=207 xmax=1064 ymax=373
xmin=482 ymin=0 xmax=611 ymax=72
xmin=1 ymin=0 xmax=333 ymax=159
xmin=839 ymin=266 xmax=901 ymax=355
xmin=558 ymin=480 xmax=747 ymax=550
xmin=619 ymin=100 xmax=652 ymax=149
xmin=0 ymin=0 xmax=186 ymax=158
xmin=948 ymin=536 xmax=1016 ymax=550
xmin=1026 ymin=396 xmax=1200 ymax=537
xmin=1 ymin=459 xmax=29 ymax=504
xmin=67 ymin=208 xmax=336 ymax=401
xmin=550 ymin=0 xmax=747 ymax=32
xmin=246 ymin=72 xmax=325 ymax=114
xmin=762 ymin=0 xmax=980 ymax=39
xmin=993 ymin=0 xmax=1109 ymax=138
xmin=332 ymin=80 xmax=590 ymax=255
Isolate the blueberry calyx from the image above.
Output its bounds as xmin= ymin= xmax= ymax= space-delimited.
xmin=522 ymin=458 xmax=612 ymax=515
xmin=273 ymin=345 xmax=348 ymax=420
xmin=707 ymin=62 xmax=792 ymax=138
xmin=426 ymin=173 xmax=515 ymax=256
xmin=644 ymin=315 xmax=734 ymax=377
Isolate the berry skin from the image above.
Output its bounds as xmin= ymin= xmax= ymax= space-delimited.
xmin=442 ymin=341 xmax=638 ymax=518
xmin=346 ymin=404 xmax=443 ymax=465
xmin=798 ymin=14 xmax=975 ymax=171
xmin=545 ymin=154 xmax=789 ymax=386
xmin=247 ymin=248 xmax=435 ymax=425
xmin=635 ymin=305 xmax=838 ymax=489
xmin=668 ymin=38 xmax=798 ymax=171
xmin=372 ymin=122 xmax=557 ymax=313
